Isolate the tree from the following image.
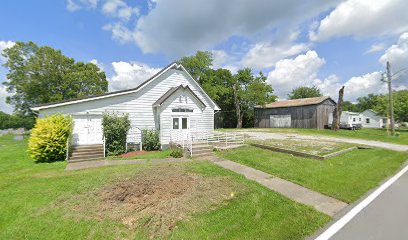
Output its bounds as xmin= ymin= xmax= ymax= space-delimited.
xmin=288 ymin=86 xmax=322 ymax=99
xmin=0 ymin=111 xmax=35 ymax=129
xmin=2 ymin=41 xmax=108 ymax=114
xmin=356 ymin=93 xmax=381 ymax=111
xmin=178 ymin=51 xmax=212 ymax=82
xmin=233 ymin=69 xmax=276 ymax=128
xmin=332 ymin=86 xmax=345 ymax=130
xmin=342 ymin=101 xmax=361 ymax=112
xmin=373 ymin=90 xmax=408 ymax=122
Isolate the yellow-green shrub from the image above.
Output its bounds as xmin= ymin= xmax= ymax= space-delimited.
xmin=28 ymin=114 xmax=72 ymax=162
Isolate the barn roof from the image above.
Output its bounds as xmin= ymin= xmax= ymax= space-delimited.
xmin=256 ymin=96 xmax=335 ymax=109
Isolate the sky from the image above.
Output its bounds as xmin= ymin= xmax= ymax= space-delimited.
xmin=1 ymin=0 xmax=408 ymax=114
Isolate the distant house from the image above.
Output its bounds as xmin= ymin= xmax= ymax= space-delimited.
xmin=254 ymin=96 xmax=336 ymax=129
xmin=361 ymin=109 xmax=386 ymax=128
xmin=329 ymin=111 xmax=363 ymax=129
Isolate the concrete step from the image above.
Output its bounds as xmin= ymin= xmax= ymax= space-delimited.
xmin=193 ymin=145 xmax=213 ymax=151
xmin=72 ymin=144 xmax=103 ymax=151
xmin=71 ymin=150 xmax=104 ymax=157
xmin=193 ymin=149 xmax=213 ymax=155
xmin=68 ymin=157 xmax=105 ymax=163
xmin=71 ymin=148 xmax=104 ymax=155
xmin=70 ymin=153 xmax=104 ymax=161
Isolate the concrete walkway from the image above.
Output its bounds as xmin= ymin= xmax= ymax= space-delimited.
xmin=209 ymin=156 xmax=347 ymax=216
xmin=236 ymin=131 xmax=408 ymax=152
xmin=65 ymin=158 xmax=191 ymax=170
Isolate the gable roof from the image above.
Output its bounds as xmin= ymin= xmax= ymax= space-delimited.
xmin=255 ymin=96 xmax=335 ymax=109
xmin=153 ymin=85 xmax=206 ymax=108
xmin=31 ymin=62 xmax=220 ymax=111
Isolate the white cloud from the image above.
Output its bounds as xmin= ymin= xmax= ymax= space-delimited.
xmin=108 ymin=61 xmax=160 ymax=91
xmin=365 ymin=43 xmax=386 ymax=54
xmin=130 ymin=0 xmax=339 ymax=56
xmin=0 ymin=40 xmax=15 ymax=64
xmin=311 ymin=0 xmax=408 ymax=41
xmin=66 ymin=0 xmax=98 ymax=12
xmin=0 ymin=85 xmax=13 ymax=114
xmin=243 ymin=42 xmax=309 ymax=69
xmin=267 ymin=50 xmax=326 ymax=99
xmin=266 ymin=50 xmax=388 ymax=101
xmin=380 ymin=32 xmax=408 ymax=72
xmin=89 ymin=59 xmax=104 ymax=71
xmin=102 ymin=0 xmax=139 ymax=21
xmin=103 ymin=23 xmax=135 ymax=43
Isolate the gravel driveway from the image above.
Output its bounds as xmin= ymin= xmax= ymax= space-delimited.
xmin=234 ymin=131 xmax=408 ymax=152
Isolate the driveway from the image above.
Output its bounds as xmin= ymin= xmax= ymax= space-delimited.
xmin=236 ymin=131 xmax=408 ymax=152
xmin=319 ymin=164 xmax=408 ymax=240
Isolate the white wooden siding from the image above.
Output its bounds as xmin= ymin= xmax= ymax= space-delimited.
xmin=39 ymin=69 xmax=215 ymax=144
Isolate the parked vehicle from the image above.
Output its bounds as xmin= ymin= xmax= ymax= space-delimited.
xmin=328 ymin=111 xmax=363 ymax=130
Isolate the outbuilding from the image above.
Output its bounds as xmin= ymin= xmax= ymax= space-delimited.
xmin=361 ymin=109 xmax=386 ymax=128
xmin=254 ymin=96 xmax=336 ymax=129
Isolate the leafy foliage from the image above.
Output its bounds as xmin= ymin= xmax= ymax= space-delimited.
xmin=142 ymin=129 xmax=161 ymax=151
xmin=288 ymin=86 xmax=322 ymax=99
xmin=2 ymin=41 xmax=108 ymax=114
xmin=178 ymin=51 xmax=212 ymax=81
xmin=102 ymin=113 xmax=131 ymax=156
xmin=28 ymin=114 xmax=72 ymax=162
xmin=170 ymin=145 xmax=184 ymax=158
xmin=0 ymin=111 xmax=35 ymax=129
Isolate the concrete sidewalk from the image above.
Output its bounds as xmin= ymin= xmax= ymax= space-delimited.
xmin=328 ymin=166 xmax=408 ymax=240
xmin=210 ymin=156 xmax=347 ymax=216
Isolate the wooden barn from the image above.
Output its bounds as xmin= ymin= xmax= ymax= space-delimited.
xmin=254 ymin=96 xmax=336 ymax=129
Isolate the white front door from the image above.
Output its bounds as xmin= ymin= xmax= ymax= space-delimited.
xmin=72 ymin=115 xmax=103 ymax=145
xmin=171 ymin=116 xmax=190 ymax=141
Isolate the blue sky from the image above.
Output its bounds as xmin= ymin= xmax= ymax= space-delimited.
xmin=1 ymin=0 xmax=408 ymax=113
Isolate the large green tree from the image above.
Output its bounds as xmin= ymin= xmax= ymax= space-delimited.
xmin=178 ymin=51 xmax=213 ymax=82
xmin=233 ymin=69 xmax=276 ymax=128
xmin=356 ymin=93 xmax=382 ymax=111
xmin=288 ymin=86 xmax=322 ymax=99
xmin=373 ymin=90 xmax=408 ymax=122
xmin=2 ymin=41 xmax=108 ymax=114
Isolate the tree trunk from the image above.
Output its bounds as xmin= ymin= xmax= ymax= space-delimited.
xmin=331 ymin=86 xmax=345 ymax=131
xmin=233 ymin=84 xmax=242 ymax=128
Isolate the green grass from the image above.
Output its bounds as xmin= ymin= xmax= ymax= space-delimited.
xmin=108 ymin=149 xmax=172 ymax=160
xmin=249 ymin=138 xmax=355 ymax=156
xmin=0 ymin=134 xmax=329 ymax=239
xmin=217 ymin=146 xmax=408 ymax=203
xmin=221 ymin=128 xmax=408 ymax=145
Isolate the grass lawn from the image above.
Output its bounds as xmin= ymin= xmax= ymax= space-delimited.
xmin=249 ymin=138 xmax=355 ymax=156
xmin=221 ymin=128 xmax=408 ymax=145
xmin=217 ymin=146 xmax=408 ymax=203
xmin=0 ymin=134 xmax=330 ymax=239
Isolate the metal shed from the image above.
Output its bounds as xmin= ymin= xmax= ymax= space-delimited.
xmin=254 ymin=96 xmax=336 ymax=129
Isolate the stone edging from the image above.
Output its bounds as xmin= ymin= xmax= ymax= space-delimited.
xmin=250 ymin=143 xmax=357 ymax=160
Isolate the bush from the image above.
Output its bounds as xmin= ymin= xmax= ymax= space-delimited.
xmin=28 ymin=114 xmax=72 ymax=162
xmin=142 ymin=129 xmax=160 ymax=151
xmin=170 ymin=146 xmax=184 ymax=158
xmin=102 ymin=113 xmax=131 ymax=156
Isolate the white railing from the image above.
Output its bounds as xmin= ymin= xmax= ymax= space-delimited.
xmin=207 ymin=131 xmax=245 ymax=146
xmin=103 ymin=136 xmax=106 ymax=158
xmin=170 ymin=131 xmax=193 ymax=156
xmin=66 ymin=137 xmax=70 ymax=161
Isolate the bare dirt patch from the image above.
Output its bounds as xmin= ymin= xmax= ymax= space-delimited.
xmin=67 ymin=165 xmax=246 ymax=238
xmin=119 ymin=150 xmax=150 ymax=158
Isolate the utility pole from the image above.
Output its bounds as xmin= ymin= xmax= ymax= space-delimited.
xmin=384 ymin=61 xmax=395 ymax=136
